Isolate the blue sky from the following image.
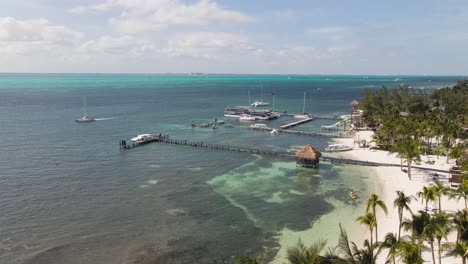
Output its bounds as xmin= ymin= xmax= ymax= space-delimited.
xmin=0 ymin=0 xmax=467 ymax=74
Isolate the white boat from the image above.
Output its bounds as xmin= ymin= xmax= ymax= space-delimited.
xmin=131 ymin=134 xmax=154 ymax=143
xmin=251 ymin=101 xmax=270 ymax=107
xmin=239 ymin=115 xmax=256 ymax=121
xmin=270 ymin=129 xmax=279 ymax=134
xmin=325 ymin=144 xmax=353 ymax=152
xmin=76 ymin=96 xmax=96 ymax=122
xmin=251 ymin=83 xmax=270 ymax=107
xmin=294 ymin=91 xmax=309 ymax=118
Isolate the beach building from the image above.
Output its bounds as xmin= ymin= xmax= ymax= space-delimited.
xmin=295 ymin=145 xmax=321 ymax=168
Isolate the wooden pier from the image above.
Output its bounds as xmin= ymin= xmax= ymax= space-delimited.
xmin=280 ymin=117 xmax=314 ymax=129
xmin=249 ymin=125 xmax=352 ymax=138
xmin=119 ymin=135 xmax=449 ymax=173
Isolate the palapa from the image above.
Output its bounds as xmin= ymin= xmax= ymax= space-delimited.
xmin=296 ymin=145 xmax=322 ymax=167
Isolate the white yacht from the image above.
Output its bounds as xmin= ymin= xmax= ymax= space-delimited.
xmin=325 ymin=144 xmax=353 ymax=152
xmin=251 ymin=83 xmax=270 ymax=107
xmin=76 ymin=96 xmax=96 ymax=123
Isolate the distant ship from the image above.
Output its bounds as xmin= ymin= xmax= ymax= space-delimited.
xmin=76 ymin=96 xmax=96 ymax=123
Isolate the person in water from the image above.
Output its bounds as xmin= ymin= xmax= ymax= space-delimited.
xmin=350 ymin=191 xmax=356 ymax=198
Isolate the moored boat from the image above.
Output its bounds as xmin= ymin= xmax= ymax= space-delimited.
xmin=324 ymin=144 xmax=353 ymax=152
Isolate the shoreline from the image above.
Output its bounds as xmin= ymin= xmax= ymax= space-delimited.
xmin=334 ymin=131 xmax=464 ymax=264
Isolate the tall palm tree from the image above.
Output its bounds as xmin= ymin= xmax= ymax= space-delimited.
xmin=380 ymin=233 xmax=399 ymax=264
xmin=357 ymin=213 xmax=376 ymax=245
xmin=366 ymin=193 xmax=388 ymax=242
xmin=286 ymin=239 xmax=327 ymax=264
xmin=450 ymin=181 xmax=468 ymax=209
xmin=391 ymin=139 xmax=421 ymax=180
xmin=432 ymin=181 xmax=449 ymax=211
xmin=422 ymin=214 xmax=442 ymax=264
xmin=402 ymin=210 xmax=431 ymax=258
xmin=417 ymin=186 xmax=436 ymax=212
xmin=433 ymin=212 xmax=453 ymax=264
xmin=394 ymin=190 xmax=414 ymax=240
xmin=453 ymin=209 xmax=468 ymax=243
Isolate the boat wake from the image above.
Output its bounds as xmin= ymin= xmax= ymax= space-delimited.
xmin=95 ymin=117 xmax=116 ymax=121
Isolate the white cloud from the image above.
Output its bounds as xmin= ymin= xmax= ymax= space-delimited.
xmin=159 ymin=31 xmax=252 ymax=59
xmin=305 ymin=26 xmax=351 ymax=40
xmin=70 ymin=0 xmax=252 ymax=33
xmin=0 ymin=17 xmax=83 ymax=54
xmin=78 ymin=35 xmax=155 ymax=57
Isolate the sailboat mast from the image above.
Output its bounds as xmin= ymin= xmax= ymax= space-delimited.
xmin=260 ymin=82 xmax=263 ymax=102
xmin=248 ymin=90 xmax=251 ymax=105
xmin=272 ymin=93 xmax=275 ymax=111
xmin=84 ymin=96 xmax=87 ymax=116
xmin=303 ymin=91 xmax=306 ymax=114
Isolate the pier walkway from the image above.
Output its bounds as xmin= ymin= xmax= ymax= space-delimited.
xmin=120 ymin=135 xmax=449 ymax=173
xmin=249 ymin=125 xmax=352 ymax=138
xmin=279 ymin=117 xmax=314 ymax=129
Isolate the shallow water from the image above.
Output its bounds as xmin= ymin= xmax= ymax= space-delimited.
xmin=0 ymin=74 xmax=462 ymax=263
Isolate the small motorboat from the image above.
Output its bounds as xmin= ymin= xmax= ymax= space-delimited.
xmin=270 ymin=129 xmax=279 ymax=134
xmin=325 ymin=144 xmax=353 ymax=152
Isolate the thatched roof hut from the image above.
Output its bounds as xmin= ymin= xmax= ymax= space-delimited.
xmin=296 ymin=145 xmax=322 ymax=167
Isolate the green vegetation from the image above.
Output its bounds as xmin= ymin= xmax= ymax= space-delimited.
xmin=361 ymin=80 xmax=467 ymax=183
xmin=235 ymin=81 xmax=468 ymax=264
xmin=235 ymin=190 xmax=468 ymax=264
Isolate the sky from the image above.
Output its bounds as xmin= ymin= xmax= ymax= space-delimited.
xmin=0 ymin=0 xmax=467 ymax=74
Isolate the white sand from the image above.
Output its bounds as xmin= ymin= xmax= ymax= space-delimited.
xmin=334 ymin=131 xmax=465 ymax=264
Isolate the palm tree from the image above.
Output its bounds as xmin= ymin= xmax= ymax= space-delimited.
xmin=422 ymin=214 xmax=442 ymax=264
xmin=337 ymin=224 xmax=358 ymax=264
xmin=366 ymin=193 xmax=388 ymax=242
xmin=433 ymin=212 xmax=453 ymax=264
xmin=453 ymin=209 xmax=468 ymax=243
xmin=394 ymin=190 xmax=414 ymax=240
xmin=391 ymin=139 xmax=421 ymax=180
xmin=417 ymin=186 xmax=436 ymax=212
xmin=396 ymin=241 xmax=423 ymax=264
xmin=443 ymin=240 xmax=468 ymax=264
xmin=450 ymin=181 xmax=468 ymax=209
xmin=353 ymin=239 xmax=379 ymax=264
xmin=286 ymin=239 xmax=327 ymax=264
xmin=402 ymin=210 xmax=431 ymax=258
xmin=432 ymin=181 xmax=449 ymax=211
xmin=357 ymin=213 xmax=376 ymax=245
xmin=380 ymin=233 xmax=399 ymax=264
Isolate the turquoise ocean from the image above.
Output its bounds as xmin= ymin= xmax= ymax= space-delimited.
xmin=0 ymin=74 xmax=464 ymax=263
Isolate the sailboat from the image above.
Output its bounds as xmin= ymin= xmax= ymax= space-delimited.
xmin=76 ymin=96 xmax=96 ymax=122
xmin=294 ymin=91 xmax=309 ymax=118
xmin=251 ymin=83 xmax=270 ymax=107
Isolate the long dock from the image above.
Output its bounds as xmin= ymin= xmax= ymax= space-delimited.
xmin=281 ymin=114 xmax=342 ymax=120
xmin=119 ymin=135 xmax=449 ymax=173
xmin=279 ymin=117 xmax=314 ymax=129
xmin=249 ymin=125 xmax=352 ymax=138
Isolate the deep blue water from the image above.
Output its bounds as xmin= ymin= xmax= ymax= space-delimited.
xmin=0 ymin=74 xmax=463 ymax=263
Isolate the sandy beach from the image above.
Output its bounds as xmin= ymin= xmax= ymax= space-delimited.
xmin=334 ymin=131 xmax=465 ymax=264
